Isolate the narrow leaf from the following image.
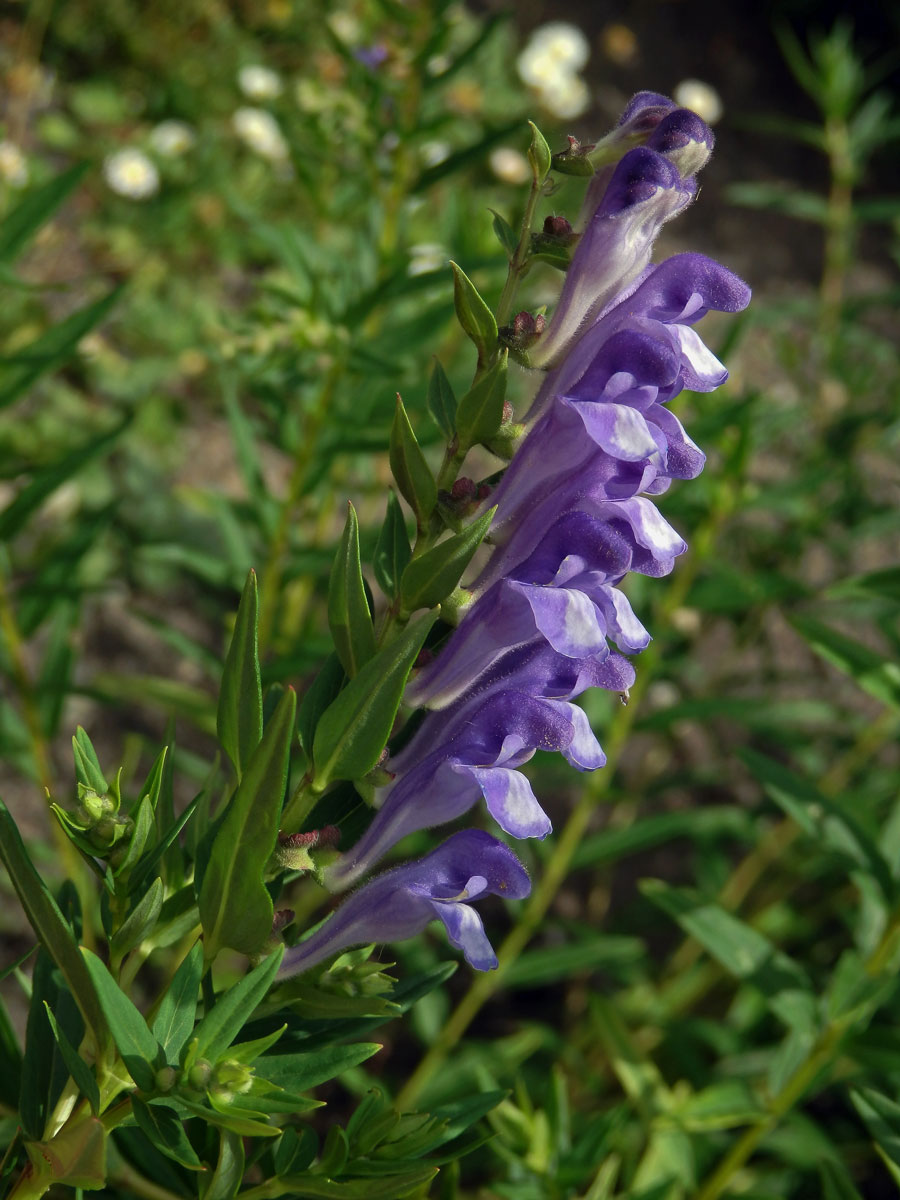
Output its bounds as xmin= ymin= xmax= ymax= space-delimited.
xmin=200 ymin=688 xmax=297 ymax=959
xmin=258 ymin=1042 xmax=382 ymax=1092
xmin=426 ymin=358 xmax=457 ymax=438
xmin=791 ymin=615 xmax=900 ymax=711
xmin=399 ymin=507 xmax=495 ymax=613
xmin=191 ymin=947 xmax=284 ymax=1063
xmin=454 ymin=353 xmax=507 ymax=452
xmin=297 ymin=652 xmax=346 ymax=756
xmin=201 ymin=1130 xmax=244 ymax=1200
xmin=527 ymin=120 xmax=552 ymax=182
xmin=43 ymin=1002 xmax=100 ymax=1115
xmin=450 ymin=261 xmax=497 ymax=365
xmin=20 ymin=951 xmax=84 ymax=1139
xmin=0 ymin=800 xmax=107 ymax=1051
xmin=217 ymin=570 xmax=263 ymax=779
xmin=80 ymin=949 xmax=159 ymax=1089
xmin=851 ymin=1088 xmax=900 ymax=1174
xmin=109 ymin=878 xmax=164 ymax=960
xmin=373 ymin=492 xmax=412 ymax=601
xmin=489 ymin=209 xmax=518 ymax=260
xmin=72 ymin=727 xmax=108 ymax=797
xmin=0 ymin=163 xmax=88 ymax=263
xmin=389 ymin=396 xmax=437 ymax=529
xmin=312 ymin=611 xmax=437 ymax=788
xmin=131 ymin=1098 xmax=204 ymax=1170
xmin=329 ymin=504 xmax=377 ymax=677
xmin=150 ymin=942 xmax=203 ymax=1063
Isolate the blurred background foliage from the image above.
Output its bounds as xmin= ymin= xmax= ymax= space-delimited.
xmin=1 ymin=0 xmax=899 ymax=1196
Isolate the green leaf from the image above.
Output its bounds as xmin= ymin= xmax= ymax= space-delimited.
xmin=0 ymin=287 xmax=122 ymax=411
xmin=0 ymin=163 xmax=88 ymax=263
xmin=273 ymin=1127 xmax=318 ymax=1175
xmin=489 ymin=209 xmax=519 ymax=260
xmin=201 ymin=1130 xmax=244 ymax=1200
xmin=20 ymin=950 xmax=84 ymax=1139
xmin=200 ymin=688 xmax=297 ymax=959
xmin=312 ymin=611 xmax=437 ymax=788
xmin=329 ymin=504 xmax=377 ymax=677
xmin=827 ymin=566 xmax=900 ymax=603
xmin=298 ymin=653 xmax=346 ymax=758
xmin=217 ymin=570 xmax=263 ymax=779
xmin=72 ymin=727 xmax=109 ymax=797
xmin=373 ymin=492 xmax=412 ymax=602
xmin=131 ymin=1098 xmax=204 ymax=1170
xmin=791 ymin=615 xmax=900 ymax=711
xmin=129 ymin=789 xmax=200 ymax=898
xmin=454 ymin=353 xmax=507 ymax=452
xmin=151 ymin=942 xmax=203 ymax=1063
xmin=389 ymin=397 xmax=437 ymax=530
xmin=191 ymin=948 xmax=284 ymax=1063
xmin=42 ymin=1003 xmax=100 ymax=1115
xmin=81 ymin=949 xmax=159 ymax=1090
xmin=278 ymin=1168 xmax=438 ymax=1199
xmin=0 ymin=800 xmax=107 ymax=1053
xmin=527 ymin=120 xmax=552 ymax=183
xmin=450 ymin=261 xmax=498 ymax=366
xmin=426 ymin=358 xmax=457 ymax=438
xmin=0 ymin=415 xmax=129 ymax=539
xmin=109 ymin=878 xmax=164 ymax=960
xmin=851 ymin=1088 xmax=900 ymax=1174
xmin=0 ymin=993 xmax=22 ymax=1111
xmin=670 ymin=1080 xmax=764 ymax=1131
xmin=257 ymin=1042 xmax=382 ymax=1093
xmin=114 ymin=795 xmax=155 ymax=880
xmin=819 ymin=1158 xmax=865 ymax=1199
xmin=640 ymin=880 xmax=811 ymax=1010
xmin=741 ymin=748 xmax=895 ymax=899
xmin=399 ymin=508 xmax=495 ymax=613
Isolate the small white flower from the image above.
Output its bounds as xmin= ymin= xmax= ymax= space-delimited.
xmin=427 ymin=53 xmax=452 ymax=77
xmin=408 ymin=242 xmax=446 ymax=277
xmin=238 ymin=64 xmax=283 ymax=101
xmin=149 ymin=120 xmax=196 ymax=157
xmin=673 ymin=78 xmax=723 ymax=125
xmin=537 ymin=73 xmax=591 ymax=120
xmin=328 ymin=11 xmax=360 ymax=43
xmin=489 ymin=146 xmax=531 ymax=185
xmin=0 ymin=141 xmax=28 ymax=188
xmin=103 ymin=148 xmax=159 ymax=199
xmin=233 ymin=107 xmax=289 ymax=161
xmin=517 ymin=21 xmax=590 ymax=87
xmin=419 ymin=140 xmax=451 ymax=167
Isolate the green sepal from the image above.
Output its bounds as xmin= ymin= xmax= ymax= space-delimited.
xmin=400 ymin=508 xmax=495 ymax=614
xmin=455 ymin=352 xmax=508 ymax=452
xmin=217 ymin=570 xmax=263 ymax=780
xmin=312 ymin=611 xmax=437 ymax=789
xmin=329 ymin=503 xmax=377 ymax=677
xmin=190 ymin=947 xmax=284 ymax=1064
xmin=150 ymin=942 xmax=203 ymax=1064
xmin=199 ymin=688 xmax=297 ymax=961
xmin=24 ymin=1115 xmax=107 ymax=1192
xmin=109 ymin=878 xmax=164 ymax=960
xmin=131 ymin=1097 xmax=205 ymax=1170
xmin=389 ymin=397 xmax=437 ymax=530
xmin=449 ymin=260 xmax=498 ymax=366
xmin=527 ymin=120 xmax=552 ymax=183
xmin=81 ymin=949 xmax=160 ymax=1090
xmin=373 ymin=491 xmax=412 ymax=601
xmin=488 ymin=209 xmax=518 ymax=261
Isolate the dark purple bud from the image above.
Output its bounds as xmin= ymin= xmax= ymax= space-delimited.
xmin=647 ymin=108 xmax=715 ymax=177
xmin=542 ymin=215 xmax=575 ymax=241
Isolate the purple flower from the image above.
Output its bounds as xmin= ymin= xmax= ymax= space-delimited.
xmin=530 ymin=148 xmax=696 ymax=369
xmin=280 ymin=830 xmax=531 ymax=974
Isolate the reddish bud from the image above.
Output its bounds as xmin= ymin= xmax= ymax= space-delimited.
xmin=543 ymin=215 xmax=574 ymax=240
xmin=272 ymin=909 xmax=295 ymax=933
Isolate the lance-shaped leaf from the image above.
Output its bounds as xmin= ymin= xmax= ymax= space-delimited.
xmin=527 ymin=120 xmax=552 ymax=183
xmin=43 ymin=1003 xmax=100 ymax=1115
xmin=21 ymin=951 xmax=85 ymax=1139
xmin=329 ymin=504 xmax=377 ymax=677
xmin=132 ymin=1098 xmax=204 ymax=1170
xmin=373 ymin=491 xmax=412 ymax=601
xmin=0 ymin=162 xmax=88 ymax=263
xmin=81 ymin=949 xmax=159 ymax=1090
xmin=201 ymin=1130 xmax=244 ymax=1200
xmin=454 ymin=352 xmax=507 ymax=453
xmin=389 ymin=396 xmax=436 ymax=530
xmin=489 ymin=209 xmax=518 ymax=260
xmin=217 ymin=570 xmax=263 ymax=779
xmin=450 ymin=261 xmax=497 ymax=366
xmin=0 ymin=800 xmax=107 ymax=1053
xmin=312 ymin=611 xmax=437 ymax=789
xmin=191 ymin=947 xmax=284 ymax=1063
xmin=426 ymin=358 xmax=457 ymax=438
xmin=109 ymin=878 xmax=164 ymax=961
xmin=791 ymin=615 xmax=900 ymax=712
xmin=200 ymin=688 xmax=297 ymax=960
xmin=151 ymin=942 xmax=203 ymax=1063
xmin=399 ymin=507 xmax=495 ymax=614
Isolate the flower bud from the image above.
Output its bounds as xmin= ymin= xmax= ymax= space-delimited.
xmin=187 ymin=1060 xmax=212 ymax=1090
xmin=646 ymin=108 xmax=714 ymax=178
xmin=154 ymin=1066 xmax=178 ymax=1092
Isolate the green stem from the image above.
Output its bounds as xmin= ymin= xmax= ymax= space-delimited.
xmin=107 ymin=1163 xmax=187 ymax=1200
xmin=818 ymin=115 xmax=855 ymax=348
xmin=495 ymin=175 xmax=542 ymax=328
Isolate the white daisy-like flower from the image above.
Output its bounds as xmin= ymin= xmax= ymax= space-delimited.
xmin=149 ymin=120 xmax=196 ymax=157
xmin=673 ymin=78 xmax=723 ymax=125
xmin=537 ymin=73 xmax=591 ymax=120
xmin=233 ymin=107 xmax=289 ymax=161
xmin=517 ymin=21 xmax=590 ymax=87
xmin=0 ymin=141 xmax=28 ymax=188
xmin=238 ymin=64 xmax=283 ymax=101
xmin=103 ymin=148 xmax=159 ymax=199
xmin=489 ymin=146 xmax=531 ymax=185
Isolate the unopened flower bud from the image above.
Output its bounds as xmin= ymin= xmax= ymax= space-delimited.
xmin=272 ymin=826 xmax=342 ymax=872
xmin=213 ymin=1059 xmax=254 ymax=1095
xmin=272 ymin=908 xmax=295 ymax=934
xmin=551 ymin=135 xmax=596 ymax=177
xmin=188 ymin=1060 xmax=212 ymax=1090
xmin=154 ymin=1066 xmax=178 ymax=1092
xmin=499 ymin=311 xmax=546 ymax=354
xmin=542 ymin=215 xmax=575 ymax=241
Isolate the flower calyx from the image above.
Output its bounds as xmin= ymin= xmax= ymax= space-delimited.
xmin=272 ymin=825 xmax=341 ymax=872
